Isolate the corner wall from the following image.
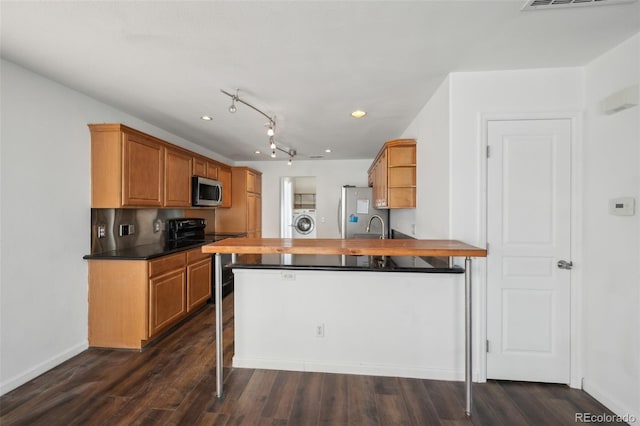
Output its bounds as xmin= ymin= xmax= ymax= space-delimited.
xmin=395 ymin=75 xmax=451 ymax=239
xmin=582 ymin=33 xmax=639 ymax=419
xmin=0 ymin=60 xmax=225 ymax=395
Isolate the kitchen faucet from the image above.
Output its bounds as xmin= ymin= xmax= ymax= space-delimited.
xmin=366 ymin=215 xmax=386 ymax=239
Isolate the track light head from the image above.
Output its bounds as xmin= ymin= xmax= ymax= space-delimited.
xmin=228 ymin=102 xmax=236 ymax=113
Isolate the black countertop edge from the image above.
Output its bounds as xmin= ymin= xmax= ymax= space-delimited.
xmin=84 ymin=232 xmax=247 ymax=261
xmin=229 ymin=264 xmax=465 ymax=274
xmin=83 ymin=240 xmax=210 ymax=261
xmin=227 ymin=253 xmax=465 ymax=274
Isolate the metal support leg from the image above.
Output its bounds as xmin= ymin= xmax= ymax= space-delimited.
xmin=465 ymin=256 xmax=472 ymax=416
xmin=215 ymin=253 xmax=223 ymax=398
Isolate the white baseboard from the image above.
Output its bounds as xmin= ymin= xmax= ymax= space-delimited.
xmin=583 ymin=379 xmax=640 ymax=423
xmin=0 ymin=341 xmax=88 ymax=396
xmin=233 ymin=356 xmax=464 ymax=381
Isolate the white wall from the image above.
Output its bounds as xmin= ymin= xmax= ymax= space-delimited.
xmin=448 ymin=67 xmax=584 ymax=245
xmin=582 ymin=34 xmax=639 ymax=420
xmin=395 ymin=75 xmax=451 ymax=239
xmin=395 ymin=67 xmax=585 ymax=382
xmin=0 ymin=60 xmax=227 ymax=395
xmin=236 ymin=159 xmax=371 ymax=238
xmin=234 ymin=269 xmax=465 ymax=380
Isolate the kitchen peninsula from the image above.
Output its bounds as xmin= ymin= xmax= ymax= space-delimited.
xmin=202 ymin=237 xmax=486 ymax=416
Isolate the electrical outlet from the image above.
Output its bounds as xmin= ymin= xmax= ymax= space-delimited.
xmin=119 ymin=224 xmax=129 ymax=237
xmin=97 ymin=224 xmax=106 ymax=238
xmin=315 ymin=323 xmax=325 ymax=337
xmin=281 ymin=271 xmax=296 ymax=280
xmin=153 ymin=219 xmax=163 ymax=233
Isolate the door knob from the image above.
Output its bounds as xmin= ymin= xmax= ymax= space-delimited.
xmin=557 ymin=260 xmax=573 ymax=270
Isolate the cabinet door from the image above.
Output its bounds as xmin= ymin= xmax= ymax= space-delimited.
xmin=193 ymin=157 xmax=207 ymax=176
xmin=246 ymin=170 xmax=257 ymax=193
xmin=247 ymin=192 xmax=258 ymax=234
xmin=122 ymin=133 xmax=164 ymax=207
xmin=375 ymin=150 xmax=388 ymax=208
xmin=165 ymin=148 xmax=192 ymax=207
xmin=206 ymin=161 xmax=219 ymax=180
xmin=218 ymin=167 xmax=232 ymax=208
xmin=149 ymin=268 xmax=187 ymax=336
xmin=255 ymin=194 xmax=262 ymax=237
xmin=187 ymin=258 xmax=212 ymax=312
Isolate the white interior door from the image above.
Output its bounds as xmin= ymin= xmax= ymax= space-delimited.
xmin=486 ymin=119 xmax=572 ymax=383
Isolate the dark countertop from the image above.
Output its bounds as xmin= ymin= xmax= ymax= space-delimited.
xmin=83 ymin=240 xmax=210 ymax=260
xmin=228 ymin=253 xmax=464 ymax=274
xmin=83 ymin=233 xmax=246 ymax=261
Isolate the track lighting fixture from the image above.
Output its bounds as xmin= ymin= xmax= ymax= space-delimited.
xmin=221 ymin=88 xmax=297 ymax=164
xmin=288 ymin=156 xmax=292 ymax=166
xmin=227 ymin=89 xmax=238 ymax=113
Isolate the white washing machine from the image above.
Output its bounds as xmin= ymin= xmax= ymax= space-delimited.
xmin=292 ymin=209 xmax=317 ymax=238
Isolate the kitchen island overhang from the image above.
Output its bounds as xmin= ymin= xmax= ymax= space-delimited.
xmin=202 ymin=238 xmax=487 ymax=416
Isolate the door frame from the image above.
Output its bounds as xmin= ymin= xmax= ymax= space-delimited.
xmin=477 ymin=112 xmax=584 ymax=388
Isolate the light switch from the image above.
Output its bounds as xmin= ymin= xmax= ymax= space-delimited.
xmin=609 ymin=197 xmax=635 ymax=216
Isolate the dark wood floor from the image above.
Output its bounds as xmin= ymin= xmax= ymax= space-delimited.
xmin=1 ymin=293 xmax=619 ymax=426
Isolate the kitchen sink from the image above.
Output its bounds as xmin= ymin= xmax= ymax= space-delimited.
xmin=352 ymin=233 xmax=383 ymax=239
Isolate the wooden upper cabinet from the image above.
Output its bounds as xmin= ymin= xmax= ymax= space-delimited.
xmin=246 ymin=170 xmax=258 ymax=193
xmin=193 ymin=157 xmax=207 ymax=177
xmin=164 ymin=148 xmax=192 ymax=207
xmin=193 ymin=156 xmax=219 ymax=180
xmin=215 ymin=167 xmax=262 ymax=234
xmin=206 ymin=161 xmax=219 ymax=180
xmin=122 ymin=131 xmax=164 ymax=207
xmin=368 ymin=139 xmax=416 ymax=209
xmin=217 ymin=167 xmax=232 ymax=208
xmin=89 ymin=123 xmax=233 ymax=209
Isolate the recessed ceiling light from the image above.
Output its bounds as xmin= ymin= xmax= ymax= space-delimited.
xmin=200 ymin=115 xmax=213 ymax=121
xmin=255 ymin=150 xmax=261 ymax=154
xmin=325 ymin=149 xmax=332 ymax=153
xmin=351 ymin=110 xmax=366 ymax=118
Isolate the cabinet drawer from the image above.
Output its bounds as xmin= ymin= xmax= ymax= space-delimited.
xmin=187 ymin=247 xmax=211 ymax=264
xmin=149 ymin=252 xmax=186 ymax=277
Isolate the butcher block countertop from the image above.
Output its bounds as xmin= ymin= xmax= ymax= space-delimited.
xmin=202 ymin=238 xmax=487 ymax=257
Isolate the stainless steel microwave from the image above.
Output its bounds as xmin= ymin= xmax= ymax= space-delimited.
xmin=192 ymin=176 xmax=222 ymax=207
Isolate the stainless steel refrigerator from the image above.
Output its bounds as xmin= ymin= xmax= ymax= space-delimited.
xmin=338 ymin=186 xmax=389 ymax=238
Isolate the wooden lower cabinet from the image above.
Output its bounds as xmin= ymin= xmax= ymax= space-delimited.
xmin=88 ymin=249 xmax=211 ymax=350
xmin=186 ymin=248 xmax=212 ymax=311
xmin=149 ymin=268 xmax=187 ymax=337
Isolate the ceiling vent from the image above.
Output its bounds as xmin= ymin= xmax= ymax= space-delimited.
xmin=522 ymin=0 xmax=637 ymax=10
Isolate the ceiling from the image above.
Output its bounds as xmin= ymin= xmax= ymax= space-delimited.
xmin=1 ymin=1 xmax=638 ymax=162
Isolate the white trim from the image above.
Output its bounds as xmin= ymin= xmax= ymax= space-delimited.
xmin=583 ymin=379 xmax=640 ymax=422
xmin=0 ymin=341 xmax=88 ymax=396
xmin=233 ymin=356 xmax=465 ymax=381
xmin=478 ymin=112 xmax=583 ymax=388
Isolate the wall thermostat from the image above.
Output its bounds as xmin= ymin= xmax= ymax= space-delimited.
xmin=609 ymin=197 xmax=635 ymax=216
